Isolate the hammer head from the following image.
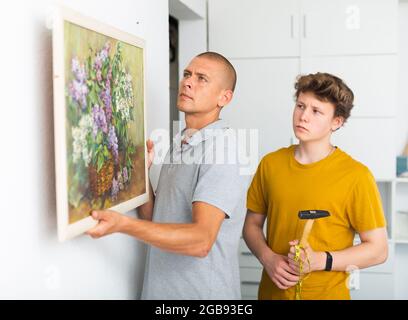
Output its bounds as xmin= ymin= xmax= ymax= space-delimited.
xmin=298 ymin=210 xmax=330 ymax=220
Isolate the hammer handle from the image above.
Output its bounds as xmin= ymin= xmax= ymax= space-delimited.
xmin=300 ymin=219 xmax=314 ymax=247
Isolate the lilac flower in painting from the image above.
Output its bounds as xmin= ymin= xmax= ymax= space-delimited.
xmin=69 ymin=57 xmax=88 ymax=109
xmin=96 ymin=69 xmax=102 ymax=83
xmin=92 ymin=104 xmax=108 ymax=137
xmin=111 ymin=177 xmax=119 ymax=200
xmin=100 ymin=75 xmax=112 ymax=123
xmin=93 ymin=41 xmax=111 ymax=83
xmin=71 ymin=57 xmax=87 ymax=82
xmin=67 ymin=41 xmax=138 ymax=208
xmin=123 ymin=167 xmax=128 ymax=183
xmin=118 ymin=172 xmax=124 ymax=191
xmin=108 ymin=125 xmax=119 ymax=164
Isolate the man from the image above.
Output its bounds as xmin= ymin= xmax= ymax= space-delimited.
xmin=244 ymin=72 xmax=388 ymax=300
xmin=87 ymin=52 xmax=249 ymax=299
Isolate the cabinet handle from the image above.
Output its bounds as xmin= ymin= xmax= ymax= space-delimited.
xmin=241 ymin=252 xmax=253 ymax=256
xmin=241 ymin=281 xmax=260 ymax=285
xmin=303 ymin=14 xmax=307 ymax=38
xmin=290 ymin=14 xmax=294 ymax=38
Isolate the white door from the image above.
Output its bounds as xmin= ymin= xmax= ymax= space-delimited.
xmin=300 ymin=0 xmax=398 ymax=56
xmin=208 ymin=0 xmax=300 ymax=58
xmin=331 ymin=118 xmax=396 ymax=180
xmin=301 ymin=55 xmax=398 ymax=117
xmin=222 ymin=58 xmax=299 ymax=160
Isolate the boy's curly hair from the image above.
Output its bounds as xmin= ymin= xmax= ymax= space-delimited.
xmin=294 ymin=72 xmax=354 ymax=122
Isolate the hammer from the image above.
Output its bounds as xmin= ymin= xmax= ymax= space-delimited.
xmin=298 ymin=210 xmax=330 ymax=247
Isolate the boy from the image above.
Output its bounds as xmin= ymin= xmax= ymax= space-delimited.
xmin=244 ymin=72 xmax=388 ymax=300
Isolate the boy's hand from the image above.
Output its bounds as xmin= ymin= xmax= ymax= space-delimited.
xmin=287 ymin=240 xmax=325 ymax=274
xmin=86 ymin=210 xmax=125 ymax=239
xmin=262 ymin=250 xmax=300 ymax=290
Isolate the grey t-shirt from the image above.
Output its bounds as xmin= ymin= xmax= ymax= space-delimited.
xmin=141 ymin=120 xmax=249 ymax=300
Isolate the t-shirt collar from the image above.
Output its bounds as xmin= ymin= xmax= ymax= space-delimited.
xmin=173 ymin=119 xmax=230 ymax=147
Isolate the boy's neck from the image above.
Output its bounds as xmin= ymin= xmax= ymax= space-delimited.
xmin=295 ymin=141 xmax=335 ymax=165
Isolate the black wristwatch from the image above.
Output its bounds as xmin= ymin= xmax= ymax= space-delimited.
xmin=324 ymin=251 xmax=333 ymax=271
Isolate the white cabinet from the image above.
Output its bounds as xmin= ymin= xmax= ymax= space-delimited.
xmin=331 ymin=118 xmax=396 ymax=180
xmin=394 ymin=179 xmax=408 ymax=243
xmin=209 ymin=0 xmax=398 ymax=58
xmin=349 ymin=243 xmax=395 ymax=299
xmin=238 ymin=238 xmax=262 ymax=299
xmin=208 ymin=0 xmax=300 ymax=58
xmin=350 ymin=272 xmax=394 ymax=299
xmin=300 ymin=0 xmax=398 ymax=56
xmin=301 ymin=55 xmax=398 ymax=117
xmin=223 ymin=58 xmax=299 ymax=158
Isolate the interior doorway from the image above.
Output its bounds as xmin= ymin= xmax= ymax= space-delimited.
xmin=169 ymin=15 xmax=179 ymax=140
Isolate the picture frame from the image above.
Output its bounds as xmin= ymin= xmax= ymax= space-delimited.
xmin=52 ymin=6 xmax=149 ymax=241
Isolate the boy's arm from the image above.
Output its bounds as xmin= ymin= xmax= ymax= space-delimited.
xmin=243 ymin=210 xmax=299 ymax=290
xmin=331 ymin=227 xmax=388 ymax=271
xmin=243 ymin=210 xmax=269 ymax=263
xmin=288 ymin=227 xmax=388 ymax=273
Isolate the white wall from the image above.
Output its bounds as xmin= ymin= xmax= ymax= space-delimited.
xmin=398 ymin=0 xmax=408 ymax=154
xmin=169 ymin=0 xmax=208 ymax=128
xmin=395 ymin=0 xmax=408 ymax=300
xmin=0 ymin=0 xmax=169 ymax=299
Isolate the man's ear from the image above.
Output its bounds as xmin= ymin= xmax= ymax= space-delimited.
xmin=218 ymin=89 xmax=233 ymax=108
xmin=332 ymin=116 xmax=345 ymax=132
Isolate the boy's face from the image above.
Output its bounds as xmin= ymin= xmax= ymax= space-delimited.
xmin=177 ymin=57 xmax=231 ymax=115
xmin=292 ymin=91 xmax=343 ymax=143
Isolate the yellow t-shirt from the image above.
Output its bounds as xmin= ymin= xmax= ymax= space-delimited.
xmin=246 ymin=145 xmax=386 ymax=300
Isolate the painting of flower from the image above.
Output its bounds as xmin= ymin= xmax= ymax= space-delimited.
xmin=53 ymin=7 xmax=148 ymax=241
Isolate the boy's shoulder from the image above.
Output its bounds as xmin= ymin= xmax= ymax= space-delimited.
xmin=335 ymin=147 xmax=373 ymax=178
xmin=261 ymin=145 xmax=295 ymax=163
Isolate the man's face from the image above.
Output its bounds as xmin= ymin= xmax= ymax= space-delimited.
xmin=292 ymin=91 xmax=343 ymax=143
xmin=177 ymin=57 xmax=228 ymax=114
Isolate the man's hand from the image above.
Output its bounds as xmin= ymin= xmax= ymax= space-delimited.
xmin=146 ymin=139 xmax=154 ymax=169
xmin=262 ymin=249 xmax=300 ymax=290
xmin=86 ymin=210 xmax=126 ymax=239
xmin=287 ymin=240 xmax=325 ymax=274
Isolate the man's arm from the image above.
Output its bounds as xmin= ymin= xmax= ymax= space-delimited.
xmin=137 ymin=180 xmax=155 ymax=221
xmin=136 ymin=139 xmax=155 ymax=221
xmin=87 ymin=201 xmax=225 ymax=258
xmin=243 ymin=210 xmax=299 ymax=290
xmin=288 ymin=227 xmax=388 ymax=273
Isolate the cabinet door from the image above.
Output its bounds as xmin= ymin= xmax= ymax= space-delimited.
xmin=350 ymin=272 xmax=394 ymax=299
xmin=222 ymin=58 xmax=299 ymax=160
xmin=208 ymin=0 xmax=300 ymax=58
xmin=331 ymin=118 xmax=396 ymax=180
xmin=301 ymin=55 xmax=398 ymax=117
xmin=301 ymin=0 xmax=398 ymax=56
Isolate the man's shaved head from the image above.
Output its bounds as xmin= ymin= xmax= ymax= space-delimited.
xmin=195 ymin=52 xmax=237 ymax=92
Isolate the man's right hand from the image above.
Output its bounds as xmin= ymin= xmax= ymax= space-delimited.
xmin=262 ymin=251 xmax=300 ymax=290
xmin=146 ymin=139 xmax=155 ymax=169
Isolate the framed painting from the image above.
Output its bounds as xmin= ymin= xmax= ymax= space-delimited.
xmin=52 ymin=7 xmax=149 ymax=241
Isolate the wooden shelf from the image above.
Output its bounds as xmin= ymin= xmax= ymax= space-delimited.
xmin=394 ymin=239 xmax=408 ymax=245
xmin=396 ymin=177 xmax=408 ymax=184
